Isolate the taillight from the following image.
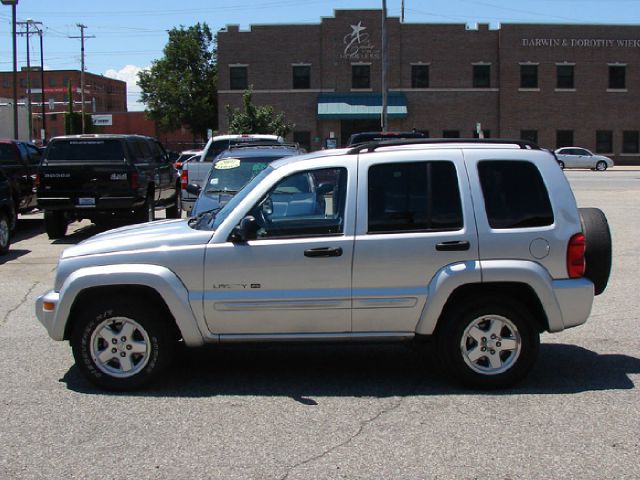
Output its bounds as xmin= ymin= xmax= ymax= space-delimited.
xmin=130 ymin=172 xmax=139 ymax=190
xmin=567 ymin=233 xmax=586 ymax=278
xmin=180 ymin=169 xmax=188 ymax=190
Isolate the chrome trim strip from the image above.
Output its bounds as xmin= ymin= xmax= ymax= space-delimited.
xmin=352 ymin=297 xmax=418 ymax=309
xmin=219 ymin=332 xmax=415 ymax=343
xmin=214 ymin=299 xmax=350 ymax=311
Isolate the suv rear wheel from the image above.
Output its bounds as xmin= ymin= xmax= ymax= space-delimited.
xmin=71 ymin=300 xmax=177 ymax=390
xmin=437 ymin=296 xmax=540 ymax=388
xmin=44 ymin=210 xmax=68 ymax=239
xmin=135 ymin=191 xmax=155 ymax=223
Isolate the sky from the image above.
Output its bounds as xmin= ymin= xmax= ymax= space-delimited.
xmin=2 ymin=0 xmax=640 ymax=111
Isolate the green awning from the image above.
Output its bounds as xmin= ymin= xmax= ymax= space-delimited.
xmin=317 ymin=92 xmax=407 ymax=119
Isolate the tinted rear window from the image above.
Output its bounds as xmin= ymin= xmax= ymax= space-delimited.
xmin=204 ymin=138 xmax=283 ymax=161
xmin=478 ymin=160 xmax=554 ymax=229
xmin=45 ymin=139 xmax=126 ymax=162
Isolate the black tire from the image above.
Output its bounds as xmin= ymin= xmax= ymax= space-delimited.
xmin=579 ymin=208 xmax=612 ymax=295
xmin=44 ymin=210 xmax=68 ymax=239
xmin=0 ymin=210 xmax=11 ymax=255
xmin=135 ymin=191 xmax=155 ymax=223
xmin=71 ymin=300 xmax=177 ymax=391
xmin=165 ymin=184 xmax=182 ymax=219
xmin=436 ymin=296 xmax=540 ymax=389
xmin=595 ymin=160 xmax=608 ymax=171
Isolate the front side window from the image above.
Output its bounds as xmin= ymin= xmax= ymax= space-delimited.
xmin=292 ymin=65 xmax=310 ymax=89
xmin=520 ymin=64 xmax=538 ymax=88
xmin=609 ymin=65 xmax=626 ymax=89
xmin=230 ymin=66 xmax=248 ymax=90
xmin=368 ymin=161 xmax=462 ymax=233
xmin=250 ymin=168 xmax=347 ymax=238
xmin=478 ymin=161 xmax=553 ymax=229
xmin=411 ymin=65 xmax=429 ymax=88
xmin=557 ymin=65 xmax=575 ymax=89
xmin=473 ymin=65 xmax=491 ymax=88
xmin=352 ymin=65 xmax=370 ymax=89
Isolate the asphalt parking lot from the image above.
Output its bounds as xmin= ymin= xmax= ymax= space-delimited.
xmin=0 ymin=169 xmax=639 ymax=479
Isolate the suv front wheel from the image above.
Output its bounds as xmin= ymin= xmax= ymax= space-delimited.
xmin=437 ymin=296 xmax=540 ymax=389
xmin=71 ymin=299 xmax=177 ymax=390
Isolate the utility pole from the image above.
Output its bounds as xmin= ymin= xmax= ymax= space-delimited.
xmin=70 ymin=24 xmax=94 ymax=134
xmin=17 ymin=18 xmax=42 ymax=141
xmin=1 ymin=0 xmax=19 ymax=139
xmin=39 ymin=27 xmax=46 ymax=143
xmin=381 ymin=0 xmax=389 ymax=132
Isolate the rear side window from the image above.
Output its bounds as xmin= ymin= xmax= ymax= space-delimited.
xmin=0 ymin=143 xmax=19 ymax=163
xmin=478 ymin=160 xmax=554 ymax=229
xmin=368 ymin=161 xmax=463 ymax=233
xmin=45 ymin=140 xmax=126 ymax=162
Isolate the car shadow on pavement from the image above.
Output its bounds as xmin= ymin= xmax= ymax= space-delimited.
xmin=60 ymin=342 xmax=640 ymax=399
xmin=12 ymin=218 xmax=44 ymax=243
xmin=0 ymin=248 xmax=31 ymax=263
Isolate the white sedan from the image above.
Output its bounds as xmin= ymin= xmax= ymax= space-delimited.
xmin=554 ymin=147 xmax=614 ymax=171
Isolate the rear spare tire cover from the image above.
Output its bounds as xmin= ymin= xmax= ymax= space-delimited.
xmin=579 ymin=208 xmax=612 ymax=295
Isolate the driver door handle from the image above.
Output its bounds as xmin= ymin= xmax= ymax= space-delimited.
xmin=435 ymin=240 xmax=470 ymax=251
xmin=304 ymin=247 xmax=343 ymax=258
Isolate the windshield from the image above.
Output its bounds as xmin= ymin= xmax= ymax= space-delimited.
xmin=204 ymin=156 xmax=276 ymax=194
xmin=192 ymin=166 xmax=274 ymax=231
xmin=45 ymin=139 xmax=126 ymax=162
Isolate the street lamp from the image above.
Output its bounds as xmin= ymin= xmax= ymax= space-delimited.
xmin=1 ymin=0 xmax=19 ymax=139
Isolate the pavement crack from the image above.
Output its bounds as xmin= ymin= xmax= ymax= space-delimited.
xmin=279 ymin=395 xmax=406 ymax=480
xmin=1 ymin=281 xmax=39 ymax=327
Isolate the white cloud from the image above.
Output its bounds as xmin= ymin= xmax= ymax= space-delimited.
xmin=104 ymin=64 xmax=148 ymax=112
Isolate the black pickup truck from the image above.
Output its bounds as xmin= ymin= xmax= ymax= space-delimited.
xmin=0 ymin=168 xmax=16 ymax=255
xmin=37 ymin=134 xmax=181 ymax=239
xmin=0 ymin=139 xmax=41 ymax=224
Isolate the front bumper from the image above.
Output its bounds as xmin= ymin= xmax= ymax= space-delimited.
xmin=35 ymin=290 xmax=64 ymax=341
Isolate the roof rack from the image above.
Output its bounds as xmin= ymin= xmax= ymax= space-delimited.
xmin=227 ymin=142 xmax=300 ymax=150
xmin=346 ymin=138 xmax=542 ymax=154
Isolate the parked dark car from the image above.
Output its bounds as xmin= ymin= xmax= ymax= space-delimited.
xmin=0 ymin=168 xmax=16 ymax=255
xmin=188 ymin=143 xmax=305 ymax=218
xmin=346 ymin=131 xmax=426 ymax=146
xmin=0 ymin=138 xmax=41 ymax=224
xmin=37 ymin=134 xmax=181 ymax=239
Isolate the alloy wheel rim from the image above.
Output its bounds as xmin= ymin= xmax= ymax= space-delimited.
xmin=460 ymin=314 xmax=522 ymax=375
xmin=90 ymin=317 xmax=151 ymax=378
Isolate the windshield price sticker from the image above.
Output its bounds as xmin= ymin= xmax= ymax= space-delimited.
xmin=214 ymin=159 xmax=241 ymax=170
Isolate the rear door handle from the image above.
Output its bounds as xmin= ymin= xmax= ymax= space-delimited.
xmin=435 ymin=240 xmax=470 ymax=251
xmin=304 ymin=247 xmax=343 ymax=258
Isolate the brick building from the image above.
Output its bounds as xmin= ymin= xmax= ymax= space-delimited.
xmin=218 ymin=9 xmax=640 ymax=163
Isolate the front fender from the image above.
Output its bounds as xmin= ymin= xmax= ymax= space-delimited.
xmin=39 ymin=264 xmax=206 ymax=346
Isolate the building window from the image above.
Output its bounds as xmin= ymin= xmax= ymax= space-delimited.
xmin=609 ymin=65 xmax=626 ymax=89
xmin=556 ymin=130 xmax=574 ymax=148
xmin=622 ymin=131 xmax=639 ymax=154
xmin=443 ymin=130 xmax=460 ymax=138
xmin=2 ymin=77 xmax=9 ymax=88
xmin=20 ymin=78 xmax=26 ymax=88
xmin=520 ymin=130 xmax=538 ymax=144
xmin=230 ymin=66 xmax=248 ymax=90
xmin=411 ymin=65 xmax=429 ymax=88
xmin=556 ymin=64 xmax=575 ymax=89
xmin=473 ymin=64 xmax=491 ymax=88
xmin=48 ymin=77 xmax=56 ymax=87
xmin=293 ymin=131 xmax=311 ymax=151
xmin=292 ymin=65 xmax=310 ymax=89
xmin=63 ymin=77 xmax=69 ymax=86
xmin=596 ymin=131 xmax=613 ymax=153
xmin=352 ymin=64 xmax=370 ymax=89
xmin=520 ymin=64 xmax=538 ymax=89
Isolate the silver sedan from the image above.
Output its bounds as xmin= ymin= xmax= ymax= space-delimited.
xmin=554 ymin=147 xmax=614 ymax=171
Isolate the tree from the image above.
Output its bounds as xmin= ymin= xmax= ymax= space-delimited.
xmin=64 ymin=82 xmax=93 ymax=134
xmin=138 ymin=23 xmax=217 ymax=140
xmin=226 ymin=88 xmax=294 ymax=137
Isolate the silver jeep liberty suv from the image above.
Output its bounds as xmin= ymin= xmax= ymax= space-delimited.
xmin=36 ymin=139 xmax=612 ymax=390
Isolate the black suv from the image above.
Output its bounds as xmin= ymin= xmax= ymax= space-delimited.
xmin=0 ymin=138 xmax=41 ymax=224
xmin=37 ymin=135 xmax=181 ymax=239
xmin=0 ymin=168 xmax=16 ymax=255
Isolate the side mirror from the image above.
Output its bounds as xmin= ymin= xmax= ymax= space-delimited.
xmin=186 ymin=183 xmax=201 ymax=195
xmin=230 ymin=215 xmax=258 ymax=243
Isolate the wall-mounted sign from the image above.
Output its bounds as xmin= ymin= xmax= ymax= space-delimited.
xmin=522 ymin=38 xmax=640 ymax=48
xmin=91 ymin=114 xmax=112 ymax=126
xmin=341 ymin=21 xmax=380 ymax=60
